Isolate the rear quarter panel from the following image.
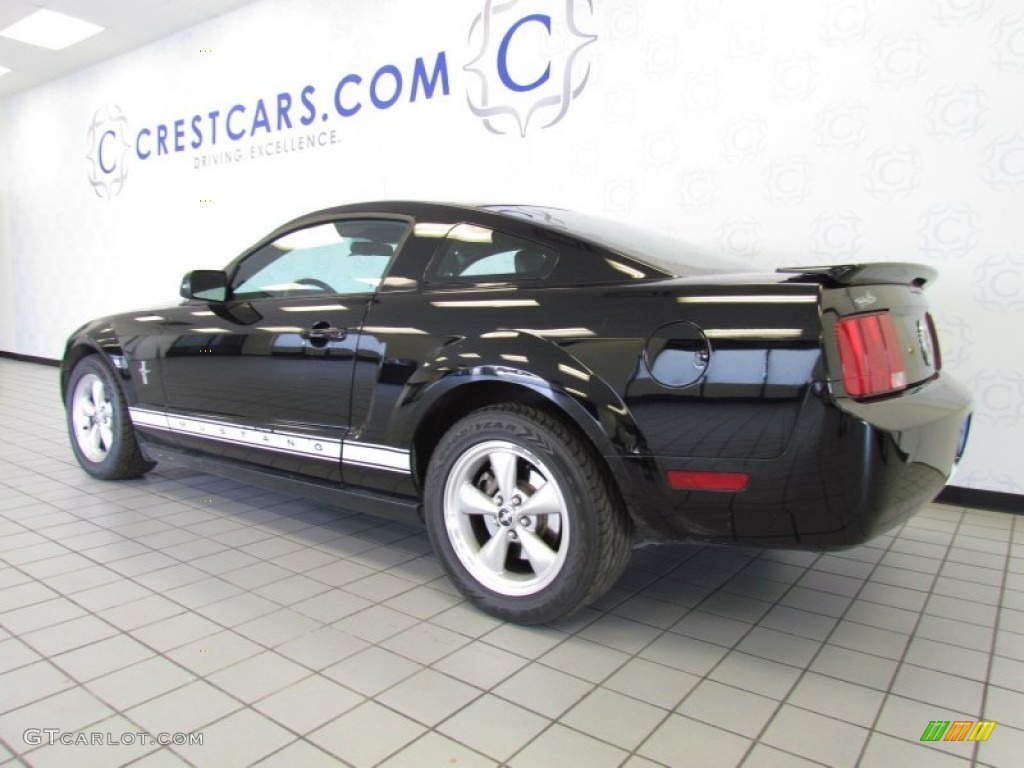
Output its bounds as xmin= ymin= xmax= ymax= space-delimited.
xmin=348 ymin=278 xmax=823 ymax=502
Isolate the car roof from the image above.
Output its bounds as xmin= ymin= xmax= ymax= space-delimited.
xmin=253 ymin=201 xmax=747 ymax=280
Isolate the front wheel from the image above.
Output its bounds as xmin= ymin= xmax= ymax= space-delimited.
xmin=65 ymin=356 xmax=155 ymax=480
xmin=424 ymin=404 xmax=631 ymax=625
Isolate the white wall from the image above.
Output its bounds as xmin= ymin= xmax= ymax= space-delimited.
xmin=0 ymin=0 xmax=1021 ymax=493
xmin=0 ymin=106 xmax=12 ymax=355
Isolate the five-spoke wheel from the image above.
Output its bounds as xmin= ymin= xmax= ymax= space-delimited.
xmin=71 ymin=372 xmax=115 ymax=463
xmin=425 ymin=404 xmax=631 ymax=624
xmin=65 ymin=356 xmax=155 ymax=480
xmin=443 ymin=440 xmax=570 ymax=597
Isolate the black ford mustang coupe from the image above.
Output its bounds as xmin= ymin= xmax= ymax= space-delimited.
xmin=62 ymin=201 xmax=972 ymax=624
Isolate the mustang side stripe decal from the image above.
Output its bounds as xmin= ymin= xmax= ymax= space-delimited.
xmin=129 ymin=407 xmax=340 ymax=461
xmin=128 ymin=408 xmax=172 ymax=431
xmin=127 ymin=407 xmax=410 ymax=473
xmin=341 ymin=443 xmax=411 ymax=473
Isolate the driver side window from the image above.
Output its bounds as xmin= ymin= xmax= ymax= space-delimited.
xmin=231 ymin=219 xmax=408 ymax=299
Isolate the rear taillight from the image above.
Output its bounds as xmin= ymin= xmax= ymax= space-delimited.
xmin=835 ymin=312 xmax=907 ymax=398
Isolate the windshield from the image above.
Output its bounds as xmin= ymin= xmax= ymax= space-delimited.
xmin=481 ymin=205 xmax=747 ymax=278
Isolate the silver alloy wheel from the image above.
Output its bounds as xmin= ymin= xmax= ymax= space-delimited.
xmin=443 ymin=439 xmax=570 ymax=596
xmin=71 ymin=373 xmax=115 ymax=463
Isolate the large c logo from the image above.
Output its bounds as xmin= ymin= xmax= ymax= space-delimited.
xmin=98 ymin=130 xmax=117 ymax=174
xmin=86 ymin=104 xmax=131 ymax=200
xmin=497 ymin=14 xmax=551 ymax=93
xmin=464 ymin=0 xmax=597 ymax=137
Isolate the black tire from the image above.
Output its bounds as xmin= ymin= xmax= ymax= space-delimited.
xmin=65 ymin=355 xmax=155 ymax=480
xmin=424 ymin=404 xmax=631 ymax=625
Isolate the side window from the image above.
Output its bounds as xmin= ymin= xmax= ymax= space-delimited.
xmin=231 ymin=219 xmax=408 ymax=299
xmin=426 ymin=223 xmax=558 ymax=283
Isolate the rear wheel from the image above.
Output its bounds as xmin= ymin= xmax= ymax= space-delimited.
xmin=424 ymin=404 xmax=631 ymax=624
xmin=66 ymin=356 xmax=155 ymax=480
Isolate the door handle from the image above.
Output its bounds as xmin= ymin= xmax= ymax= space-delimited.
xmin=301 ymin=322 xmax=346 ymax=342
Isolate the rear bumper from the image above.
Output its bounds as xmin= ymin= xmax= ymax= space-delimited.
xmin=627 ymin=373 xmax=973 ymax=547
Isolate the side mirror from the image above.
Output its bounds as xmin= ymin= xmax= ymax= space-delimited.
xmin=180 ymin=270 xmax=228 ymax=302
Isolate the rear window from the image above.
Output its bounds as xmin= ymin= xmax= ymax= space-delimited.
xmin=426 ymin=224 xmax=558 ymax=283
xmin=482 ymin=205 xmax=746 ymax=278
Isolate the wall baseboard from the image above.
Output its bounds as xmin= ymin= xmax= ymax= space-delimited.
xmin=936 ymin=486 xmax=1021 ymax=515
xmin=1 ymin=349 xmax=1021 ymax=514
xmin=0 ymin=350 xmax=60 ymax=367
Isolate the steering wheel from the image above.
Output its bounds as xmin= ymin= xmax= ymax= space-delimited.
xmin=294 ymin=277 xmax=335 ymax=293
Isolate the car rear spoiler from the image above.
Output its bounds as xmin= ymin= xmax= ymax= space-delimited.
xmin=777 ymin=262 xmax=938 ymax=289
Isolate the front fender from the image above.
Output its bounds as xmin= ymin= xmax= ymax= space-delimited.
xmin=60 ymin=320 xmax=130 ymax=401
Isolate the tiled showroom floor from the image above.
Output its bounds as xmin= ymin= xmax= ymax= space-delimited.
xmin=0 ymin=357 xmax=1021 ymax=767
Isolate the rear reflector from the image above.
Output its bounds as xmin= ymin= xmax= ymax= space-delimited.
xmin=835 ymin=312 xmax=907 ymax=398
xmin=667 ymin=471 xmax=749 ymax=492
